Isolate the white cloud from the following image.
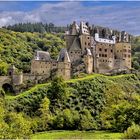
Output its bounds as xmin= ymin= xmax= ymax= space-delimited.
xmin=0 ymin=1 xmax=140 ymax=35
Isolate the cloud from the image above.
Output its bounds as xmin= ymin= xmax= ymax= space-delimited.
xmin=0 ymin=1 xmax=140 ymax=35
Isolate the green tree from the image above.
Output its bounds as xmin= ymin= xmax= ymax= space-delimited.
xmin=78 ymin=109 xmax=97 ymax=130
xmin=38 ymin=97 xmax=52 ymax=131
xmin=48 ymin=77 xmax=68 ymax=101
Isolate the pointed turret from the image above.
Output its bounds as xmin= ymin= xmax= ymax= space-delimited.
xmin=57 ymin=48 xmax=70 ymax=63
xmin=57 ymin=48 xmax=71 ymax=80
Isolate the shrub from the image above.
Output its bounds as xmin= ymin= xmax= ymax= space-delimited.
xmin=0 ymin=112 xmax=32 ymax=139
xmin=123 ymin=123 xmax=140 ymax=139
xmin=78 ymin=109 xmax=97 ymax=130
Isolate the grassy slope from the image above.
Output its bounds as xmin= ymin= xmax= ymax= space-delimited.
xmin=5 ymin=74 xmax=139 ymax=139
xmin=5 ymin=73 xmax=140 ymax=117
xmin=31 ymin=130 xmax=122 ymax=139
xmin=6 ymin=73 xmax=137 ymax=100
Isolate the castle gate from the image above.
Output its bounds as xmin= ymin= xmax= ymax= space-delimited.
xmin=0 ymin=76 xmax=13 ymax=93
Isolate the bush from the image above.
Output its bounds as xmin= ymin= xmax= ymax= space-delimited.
xmin=123 ymin=123 xmax=140 ymax=139
xmin=0 ymin=112 xmax=32 ymax=139
xmin=78 ymin=109 xmax=97 ymax=130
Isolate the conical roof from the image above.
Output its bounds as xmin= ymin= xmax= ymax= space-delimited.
xmin=57 ymin=48 xmax=70 ymax=62
xmin=69 ymin=37 xmax=81 ymax=51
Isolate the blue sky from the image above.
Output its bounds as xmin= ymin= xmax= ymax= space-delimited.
xmin=0 ymin=1 xmax=140 ymax=35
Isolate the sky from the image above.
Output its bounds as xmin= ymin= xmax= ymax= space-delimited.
xmin=0 ymin=1 xmax=140 ymax=35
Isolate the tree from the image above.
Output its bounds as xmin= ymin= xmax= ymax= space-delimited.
xmin=38 ymin=97 xmax=52 ymax=131
xmin=48 ymin=76 xmax=68 ymax=101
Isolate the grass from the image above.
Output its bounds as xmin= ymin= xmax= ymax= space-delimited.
xmin=31 ymin=130 xmax=122 ymax=139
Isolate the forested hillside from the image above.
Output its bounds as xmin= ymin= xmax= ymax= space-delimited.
xmin=0 ymin=28 xmax=65 ymax=75
xmin=3 ymin=22 xmax=68 ymax=33
xmin=1 ymin=74 xmax=140 ymax=138
xmin=0 ymin=27 xmax=140 ymax=76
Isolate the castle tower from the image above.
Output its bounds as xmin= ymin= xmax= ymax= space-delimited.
xmin=57 ymin=48 xmax=71 ymax=80
xmin=114 ymin=42 xmax=131 ymax=69
xmin=8 ymin=65 xmax=16 ymax=76
xmin=8 ymin=65 xmax=23 ymax=86
xmin=83 ymin=48 xmax=93 ymax=74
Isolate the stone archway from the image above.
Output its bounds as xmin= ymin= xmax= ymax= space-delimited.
xmin=2 ymin=83 xmax=14 ymax=95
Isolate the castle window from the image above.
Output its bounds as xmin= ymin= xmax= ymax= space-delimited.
xmin=104 ymin=54 xmax=107 ymax=57
xmin=124 ymin=54 xmax=127 ymax=58
xmin=111 ymin=49 xmax=113 ymax=53
xmin=102 ymin=54 xmax=104 ymax=57
xmin=128 ymin=50 xmax=131 ymax=53
xmin=88 ymin=43 xmax=90 ymax=46
xmin=99 ymin=48 xmax=102 ymax=51
xmin=99 ymin=54 xmax=101 ymax=57
xmin=128 ymin=55 xmax=131 ymax=58
xmin=123 ymin=49 xmax=127 ymax=52
xmin=85 ymin=42 xmax=87 ymax=45
xmin=105 ymin=49 xmax=107 ymax=52
xmin=87 ymin=37 xmax=90 ymax=39
xmin=71 ymin=52 xmax=73 ymax=54
xmin=103 ymin=60 xmax=104 ymax=62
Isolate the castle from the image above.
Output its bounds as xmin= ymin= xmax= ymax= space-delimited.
xmin=0 ymin=21 xmax=132 ymax=94
xmin=31 ymin=21 xmax=132 ymax=80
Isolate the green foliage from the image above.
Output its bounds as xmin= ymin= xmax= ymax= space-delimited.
xmin=123 ymin=123 xmax=140 ymax=139
xmin=0 ymin=99 xmax=32 ymax=139
xmin=47 ymin=77 xmax=69 ymax=112
xmin=38 ymin=97 xmax=52 ymax=131
xmin=131 ymin=36 xmax=140 ymax=70
xmin=0 ymin=28 xmax=65 ymax=75
xmin=0 ymin=88 xmax=5 ymax=98
xmin=0 ymin=61 xmax=9 ymax=75
xmin=6 ymin=86 xmax=48 ymax=116
xmin=4 ymin=74 xmax=140 ymax=133
xmin=4 ymin=22 xmax=68 ymax=33
xmin=52 ymin=109 xmax=80 ymax=130
xmin=101 ymin=91 xmax=140 ymax=132
xmin=78 ymin=109 xmax=97 ymax=130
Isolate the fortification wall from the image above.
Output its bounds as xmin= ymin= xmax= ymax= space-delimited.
xmin=23 ymin=73 xmax=50 ymax=84
xmin=0 ymin=76 xmax=11 ymax=86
